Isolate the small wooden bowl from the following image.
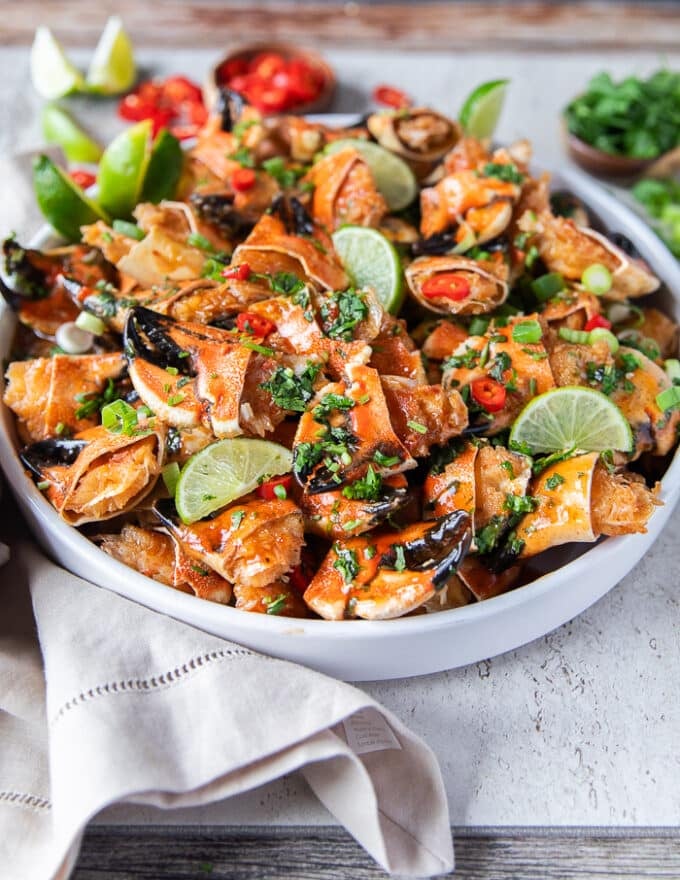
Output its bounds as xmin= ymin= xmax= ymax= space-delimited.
xmin=204 ymin=43 xmax=336 ymax=117
xmin=565 ymin=131 xmax=654 ymax=180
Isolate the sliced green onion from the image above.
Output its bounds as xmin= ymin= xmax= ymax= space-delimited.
xmin=101 ymin=399 xmax=138 ymax=435
xmin=407 ymin=420 xmax=428 ymax=434
xmin=112 ymin=219 xmax=145 ymax=241
xmin=452 ymin=229 xmax=477 ymax=254
xmin=37 ymin=480 xmax=50 ymax=491
xmin=581 ymin=263 xmax=612 ymax=296
xmin=525 ymin=245 xmax=539 ymax=268
xmin=162 ymin=462 xmax=181 ymax=497
xmin=187 ymin=232 xmax=214 ymax=252
xmin=512 ymin=319 xmax=543 ymax=344
xmin=665 ymin=358 xmax=680 ymax=384
xmin=558 ymin=327 xmax=590 ymax=344
xmin=656 ymin=385 xmax=680 ymax=412
xmin=531 ymin=272 xmax=565 ymax=302
xmin=468 ymin=316 xmax=490 ymax=336
xmin=588 ymin=327 xmax=619 ymax=354
xmin=273 ymin=483 xmax=287 ymax=500
xmin=75 ymin=310 xmax=106 ymax=336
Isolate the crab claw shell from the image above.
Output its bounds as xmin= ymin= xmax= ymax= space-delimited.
xmin=514 ymin=452 xmax=600 ymax=559
xmin=153 ymin=496 xmax=304 ymax=589
xmin=405 ymin=255 xmax=509 ymax=316
xmin=233 ymin=203 xmax=348 ymax=292
xmin=306 ymin=146 xmax=387 ymax=231
xmin=530 ymin=213 xmax=660 ymax=301
xmin=21 ymin=423 xmax=165 ymax=526
xmin=304 ymin=510 xmax=472 ymax=620
xmin=367 ymin=107 xmax=461 ymax=179
xmin=99 ymin=524 xmax=233 ymax=605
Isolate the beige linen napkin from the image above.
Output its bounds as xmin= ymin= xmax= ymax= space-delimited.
xmin=0 ymin=152 xmax=454 ymax=878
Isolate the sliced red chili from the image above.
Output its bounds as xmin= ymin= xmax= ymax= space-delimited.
xmin=256 ymin=474 xmax=293 ymax=501
xmin=470 ymin=377 xmax=507 ymax=413
xmin=584 ymin=314 xmax=612 ymax=332
xmin=222 ymin=263 xmax=251 ymax=281
xmin=372 ymin=84 xmax=411 ymax=109
xmin=421 ymin=273 xmax=471 ymax=302
xmin=250 ymin=52 xmax=287 ymax=81
xmin=288 ymin=550 xmax=315 ymax=593
xmin=69 ymin=169 xmax=96 ymax=189
xmin=231 ymin=167 xmax=256 ymax=192
xmin=236 ymin=312 xmax=276 ymax=337
xmin=161 ymin=75 xmax=203 ymax=105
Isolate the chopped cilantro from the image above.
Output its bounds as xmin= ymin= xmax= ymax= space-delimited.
xmin=321 ymin=289 xmax=368 ymax=341
xmin=333 ymin=544 xmax=360 ymax=584
xmin=342 ymin=465 xmax=382 ymax=501
xmin=546 ymin=473 xmax=565 ymax=490
xmin=483 ymin=162 xmax=525 ymax=184
xmin=312 ymin=393 xmax=355 ymax=422
xmin=230 ymin=145 xmax=255 ymax=168
xmin=503 ymin=493 xmax=538 ymax=515
xmin=261 ymin=362 xmax=322 ymax=412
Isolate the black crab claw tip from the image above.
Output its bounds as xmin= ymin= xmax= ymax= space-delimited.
xmin=378 ymin=509 xmax=472 ymax=589
xmin=270 ymin=194 xmax=315 ymax=237
xmin=123 ymin=307 xmax=194 ymax=374
xmin=153 ymin=496 xmax=179 ymax=526
xmin=20 ymin=438 xmax=88 ymax=479
xmin=215 ymin=87 xmax=246 ymax=133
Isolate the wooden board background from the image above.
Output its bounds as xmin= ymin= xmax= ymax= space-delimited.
xmin=3 ymin=1 xmax=680 ymax=51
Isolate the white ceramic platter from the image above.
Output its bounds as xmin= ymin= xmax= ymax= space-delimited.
xmin=1 ymin=126 xmax=679 ymax=680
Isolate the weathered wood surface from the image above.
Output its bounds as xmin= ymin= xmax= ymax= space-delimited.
xmin=3 ymin=2 xmax=680 ymax=51
xmin=73 ymin=826 xmax=680 ymax=879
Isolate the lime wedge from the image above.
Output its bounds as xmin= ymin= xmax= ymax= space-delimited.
xmin=30 ymin=26 xmax=85 ymax=99
xmin=33 ymin=154 xmax=109 ymax=242
xmin=85 ymin=16 xmax=136 ymax=95
xmin=140 ymin=129 xmax=184 ymax=203
xmin=175 ymin=438 xmax=293 ymax=524
xmin=509 ymin=386 xmax=633 ymax=455
xmin=324 ymin=139 xmax=417 ymax=211
xmin=97 ymin=119 xmax=152 ymax=218
xmin=42 ymin=105 xmax=102 ymax=163
xmin=331 ymin=226 xmax=404 ymax=314
xmin=458 ymin=79 xmax=509 ymax=139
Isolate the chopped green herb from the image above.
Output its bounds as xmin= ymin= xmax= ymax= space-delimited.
xmin=101 ymin=400 xmax=138 ymax=435
xmin=483 ymin=162 xmax=524 ymax=184
xmin=393 ymin=545 xmax=407 ymax=572
xmin=230 ymin=145 xmax=255 ymax=168
xmin=333 ymin=544 xmax=360 ymax=584
xmin=261 ymin=362 xmax=322 ymax=412
xmin=112 ymin=219 xmax=145 ymax=240
xmin=262 ymin=156 xmax=305 ymax=188
xmin=342 ymin=465 xmax=383 ymax=501
xmin=320 ymin=289 xmax=368 ymax=341
xmin=187 ymin=232 xmax=214 ymax=252
xmin=546 ymin=473 xmax=566 ymax=490
xmin=273 ymin=483 xmax=288 ymax=500
xmin=265 ymin=593 xmax=288 ymax=615
xmin=503 ymin=493 xmax=538 ymax=515
xmin=231 ymin=509 xmax=245 ymax=529
xmin=373 ymin=450 xmax=401 ymax=468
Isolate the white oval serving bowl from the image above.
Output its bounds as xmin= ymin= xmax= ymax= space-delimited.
xmin=1 ymin=153 xmax=679 ymax=681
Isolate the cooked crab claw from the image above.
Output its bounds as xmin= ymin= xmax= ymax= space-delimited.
xmin=306 ymin=147 xmax=388 ymax=230
xmin=153 ymin=495 xmax=304 ymax=588
xmin=20 ymin=423 xmax=165 ymax=526
xmin=304 ymin=509 xmax=472 ymax=620
xmin=367 ymin=107 xmax=461 ymax=179
xmin=406 ymin=254 xmax=509 ymax=316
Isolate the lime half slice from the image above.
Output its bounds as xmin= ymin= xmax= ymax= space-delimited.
xmin=42 ymin=105 xmax=102 ymax=163
xmin=175 ymin=438 xmax=293 ymax=524
xmin=332 ymin=226 xmax=404 ymax=314
xmin=324 ymin=138 xmax=417 ymax=211
xmin=30 ymin=26 xmax=85 ymax=99
xmin=509 ymin=386 xmax=633 ymax=455
xmin=97 ymin=119 xmax=153 ymax=218
xmin=140 ymin=129 xmax=184 ymax=203
xmin=33 ymin=154 xmax=109 ymax=242
xmin=458 ymin=79 xmax=509 ymax=139
xmin=85 ymin=16 xmax=136 ymax=95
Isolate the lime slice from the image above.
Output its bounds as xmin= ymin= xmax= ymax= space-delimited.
xmin=33 ymin=154 xmax=109 ymax=242
xmin=42 ymin=105 xmax=102 ymax=163
xmin=175 ymin=438 xmax=293 ymax=524
xmin=85 ymin=16 xmax=136 ymax=95
xmin=140 ymin=129 xmax=184 ymax=203
xmin=331 ymin=226 xmax=404 ymax=314
xmin=458 ymin=79 xmax=509 ymax=139
xmin=30 ymin=26 xmax=85 ymax=99
xmin=97 ymin=119 xmax=152 ymax=218
xmin=324 ymin=139 xmax=417 ymax=211
xmin=509 ymin=386 xmax=633 ymax=455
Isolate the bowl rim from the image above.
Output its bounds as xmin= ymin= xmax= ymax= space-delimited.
xmin=2 ymin=120 xmax=680 ymax=641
